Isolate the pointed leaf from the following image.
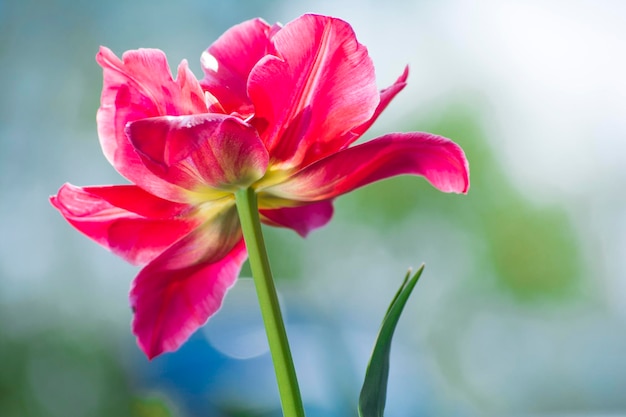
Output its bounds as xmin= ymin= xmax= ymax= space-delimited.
xmin=358 ymin=264 xmax=425 ymax=417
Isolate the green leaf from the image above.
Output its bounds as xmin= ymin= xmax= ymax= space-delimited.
xmin=358 ymin=264 xmax=425 ymax=417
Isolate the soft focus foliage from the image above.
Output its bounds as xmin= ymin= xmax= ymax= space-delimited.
xmin=405 ymin=104 xmax=584 ymax=301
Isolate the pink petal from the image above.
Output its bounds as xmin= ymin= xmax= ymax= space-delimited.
xmin=97 ymin=47 xmax=208 ymax=201
xmin=261 ymin=132 xmax=470 ymax=202
xmin=200 ymin=18 xmax=273 ymax=116
xmin=342 ymin=66 xmax=409 ymax=143
xmin=260 ymin=200 xmax=334 ymax=237
xmin=130 ymin=207 xmax=245 ymax=359
xmin=126 ymin=114 xmax=269 ymax=192
xmin=50 ymin=183 xmax=199 ymax=265
xmin=248 ymin=14 xmax=379 ymax=168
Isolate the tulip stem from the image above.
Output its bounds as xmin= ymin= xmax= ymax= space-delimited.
xmin=234 ymin=187 xmax=306 ymax=417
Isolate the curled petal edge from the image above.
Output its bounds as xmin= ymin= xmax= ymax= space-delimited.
xmin=261 ymin=132 xmax=469 ymax=203
xmin=50 ymin=183 xmax=198 ymax=265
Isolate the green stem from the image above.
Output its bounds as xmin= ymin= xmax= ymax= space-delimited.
xmin=234 ymin=187 xmax=306 ymax=417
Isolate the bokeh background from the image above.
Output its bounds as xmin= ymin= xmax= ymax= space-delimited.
xmin=2 ymin=0 xmax=625 ymax=416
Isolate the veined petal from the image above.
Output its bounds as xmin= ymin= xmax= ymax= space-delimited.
xmin=342 ymin=66 xmax=409 ymax=144
xmin=261 ymin=132 xmax=470 ymax=202
xmin=50 ymin=183 xmax=199 ymax=265
xmin=126 ymin=114 xmax=269 ymax=192
xmin=248 ymin=14 xmax=379 ymax=168
xmin=130 ymin=206 xmax=244 ymax=359
xmin=97 ymin=47 xmax=207 ymax=201
xmin=200 ymin=18 xmax=273 ymax=116
xmin=259 ymin=200 xmax=334 ymax=237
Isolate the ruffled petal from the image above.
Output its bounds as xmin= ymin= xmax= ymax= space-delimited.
xmin=50 ymin=183 xmax=198 ymax=265
xmin=248 ymin=14 xmax=379 ymax=168
xmin=200 ymin=18 xmax=273 ymax=116
xmin=126 ymin=114 xmax=269 ymax=192
xmin=261 ymin=132 xmax=470 ymax=202
xmin=129 ymin=206 xmax=244 ymax=359
xmin=260 ymin=200 xmax=334 ymax=237
xmin=96 ymin=47 xmax=208 ymax=201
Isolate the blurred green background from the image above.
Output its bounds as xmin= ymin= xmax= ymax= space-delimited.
xmin=2 ymin=0 xmax=625 ymax=416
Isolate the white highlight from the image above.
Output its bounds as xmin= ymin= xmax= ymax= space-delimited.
xmin=201 ymin=51 xmax=219 ymax=73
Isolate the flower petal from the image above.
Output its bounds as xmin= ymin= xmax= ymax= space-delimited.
xmin=261 ymin=132 xmax=470 ymax=202
xmin=200 ymin=18 xmax=274 ymax=116
xmin=343 ymin=66 xmax=409 ymax=143
xmin=248 ymin=14 xmax=379 ymax=168
xmin=130 ymin=206 xmax=244 ymax=359
xmin=259 ymin=200 xmax=334 ymax=237
xmin=97 ymin=47 xmax=207 ymax=201
xmin=50 ymin=183 xmax=198 ymax=265
xmin=126 ymin=114 xmax=269 ymax=192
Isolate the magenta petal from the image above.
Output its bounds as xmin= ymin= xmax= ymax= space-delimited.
xmin=200 ymin=18 xmax=273 ymax=116
xmin=262 ymin=132 xmax=470 ymax=202
xmin=97 ymin=47 xmax=206 ymax=201
xmin=126 ymin=114 xmax=269 ymax=191
xmin=343 ymin=66 xmax=409 ymax=143
xmin=248 ymin=14 xmax=379 ymax=168
xmin=130 ymin=228 xmax=246 ymax=359
xmin=260 ymin=200 xmax=334 ymax=237
xmin=50 ymin=183 xmax=198 ymax=265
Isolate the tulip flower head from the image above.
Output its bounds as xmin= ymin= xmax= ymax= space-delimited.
xmin=51 ymin=14 xmax=469 ymax=359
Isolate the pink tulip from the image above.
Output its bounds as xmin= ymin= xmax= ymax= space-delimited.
xmin=51 ymin=14 xmax=469 ymax=359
